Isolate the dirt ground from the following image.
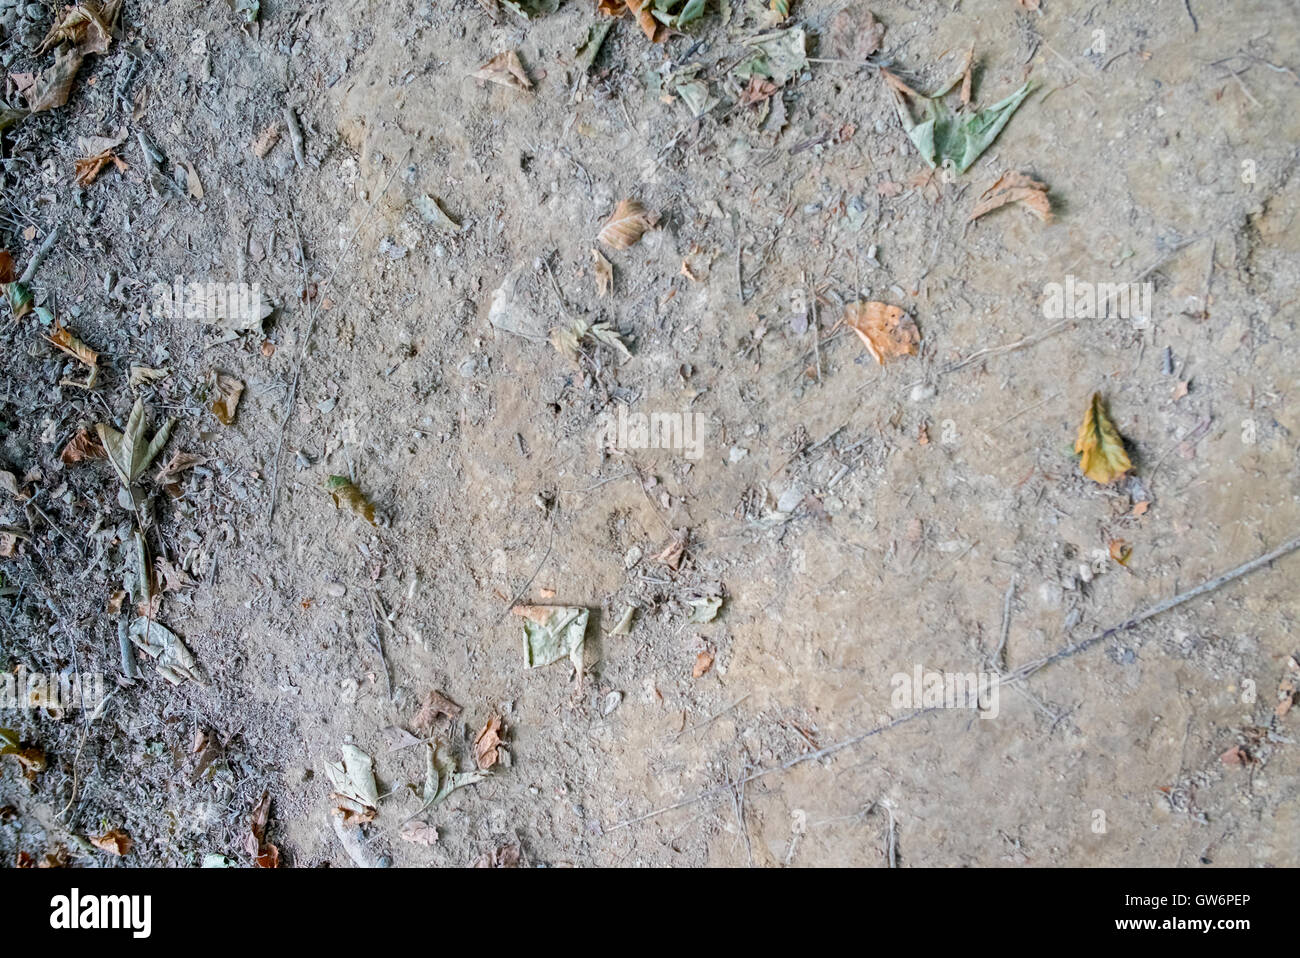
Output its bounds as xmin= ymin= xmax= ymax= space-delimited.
xmin=1 ymin=0 xmax=1298 ymax=868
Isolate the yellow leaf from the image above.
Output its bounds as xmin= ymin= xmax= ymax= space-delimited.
xmin=327 ymin=476 xmax=376 ymax=525
xmin=1074 ymin=393 xmax=1132 ymax=484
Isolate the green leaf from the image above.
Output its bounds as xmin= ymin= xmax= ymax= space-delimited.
xmin=6 ymin=282 xmax=32 ymax=319
xmin=96 ymin=399 xmax=176 ymax=487
xmin=517 ymin=605 xmax=588 ymax=669
xmin=893 ymin=80 xmax=1034 ymax=174
xmin=734 ymin=27 xmax=807 ymax=86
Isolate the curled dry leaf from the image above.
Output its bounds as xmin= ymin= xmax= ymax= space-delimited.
xmin=25 ymin=45 xmax=84 ymax=113
xmin=592 ymin=248 xmax=613 ymax=297
xmin=154 ymin=450 xmax=203 ymax=486
xmin=1074 ymin=393 xmax=1132 ymax=484
xmin=129 ymin=365 xmax=169 ymax=388
xmin=245 ymin=791 xmax=280 ymax=868
xmin=37 ymin=0 xmax=122 ymax=56
xmin=598 ymin=199 xmax=658 ymax=250
xmin=59 ymin=427 xmax=105 ymax=464
xmin=45 ymin=320 xmax=99 ymax=388
xmin=411 ymin=688 xmax=462 ymax=736
xmin=474 ymin=714 xmax=505 ymax=770
xmin=693 ymin=649 xmax=714 ymax=678
xmin=1108 ymin=539 xmax=1132 ymax=566
xmin=843 ymin=301 xmax=920 ymax=364
xmin=327 ymin=475 xmax=377 ymax=525
xmin=825 ymin=3 xmax=885 ymax=61
xmin=208 ymin=371 xmax=244 ymax=426
xmin=968 ymin=171 xmax=1052 ymax=223
xmin=400 ymin=821 xmax=440 ymax=846
xmin=88 ymin=829 xmax=132 ymax=856
xmin=624 ymin=0 xmax=667 ymax=42
xmin=74 ymin=149 xmax=127 ymax=187
xmin=472 ymin=50 xmax=532 ymax=91
xmin=472 ymin=842 xmax=522 ymax=868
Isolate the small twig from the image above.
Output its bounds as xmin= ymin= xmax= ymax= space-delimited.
xmin=20 ymin=224 xmax=63 ymax=284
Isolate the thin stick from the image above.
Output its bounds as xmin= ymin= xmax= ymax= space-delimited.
xmin=267 ymin=148 xmax=411 ymax=526
xmin=1003 ymin=534 xmax=1300 ymax=685
xmin=20 ymin=224 xmax=64 ymax=284
xmin=604 ymin=534 xmax=1300 ymax=832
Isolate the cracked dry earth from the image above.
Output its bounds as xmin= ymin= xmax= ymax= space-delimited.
xmin=1 ymin=0 xmax=1299 ymax=868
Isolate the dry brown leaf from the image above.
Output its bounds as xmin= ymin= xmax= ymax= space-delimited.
xmin=1108 ymin=539 xmax=1132 ymax=566
xmin=598 ymin=199 xmax=658 ymax=250
xmin=37 ymin=0 xmax=121 ymax=56
xmin=625 ymin=0 xmax=668 ymax=42
xmin=739 ymin=75 xmax=777 ymax=106
xmin=1172 ymin=380 xmax=1189 ymax=401
xmin=411 ymin=689 xmax=462 ymax=736
xmin=1074 ymin=393 xmax=1132 ymax=484
xmin=0 ymin=531 xmax=19 ymax=558
xmin=596 ymin=0 xmax=626 ymax=14
xmin=472 ymin=51 xmax=532 ymax=91
xmin=843 ymin=301 xmax=920 ymax=364
xmin=59 ymin=427 xmax=105 ymax=464
xmin=1131 ymin=500 xmax=1150 ymax=517
xmin=45 ymin=320 xmax=99 ymax=388
xmin=88 ymin=829 xmax=131 ymax=856
xmin=654 ymin=529 xmax=689 ymax=570
xmin=400 ymin=821 xmax=440 ymax=846
xmin=208 ymin=371 xmax=243 ymax=426
xmin=183 ymin=161 xmax=203 ymax=200
xmin=245 ymin=791 xmax=280 ymax=868
xmin=592 ymin=248 xmax=613 ymax=297
xmin=474 ymin=714 xmax=505 ymax=770
xmin=74 ymin=149 xmax=127 ymax=186
xmin=968 ymin=171 xmax=1052 ymax=223
xmin=251 ymin=124 xmax=280 ymax=157
xmin=327 ymin=476 xmax=376 ymax=524
xmin=693 ymin=650 xmax=714 ymax=678
xmin=106 ymin=589 xmax=125 ymax=614
xmin=826 ymin=4 xmax=885 ymax=61
xmin=26 ymin=45 xmax=84 ymax=113
xmin=471 ymin=842 xmax=521 ymax=868
xmin=0 ymin=251 xmax=14 ymax=284
xmin=154 ymin=450 xmax=203 ymax=486
xmin=1219 ymin=745 xmax=1251 ymax=767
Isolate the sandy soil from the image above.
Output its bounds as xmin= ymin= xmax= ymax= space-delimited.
xmin=1 ymin=0 xmax=1298 ymax=867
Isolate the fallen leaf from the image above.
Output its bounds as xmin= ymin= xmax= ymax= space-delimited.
xmin=474 ymin=714 xmax=505 ymax=770
xmin=625 ymin=0 xmax=667 ymax=42
xmin=826 ymin=4 xmax=885 ymax=61
xmin=598 ymin=199 xmax=658 ymax=250
xmin=693 ymin=650 xmax=714 ymax=677
xmin=1131 ymin=500 xmax=1150 ymax=517
xmin=45 ymin=319 xmax=99 ymax=388
xmin=208 ymin=371 xmax=244 ymax=426
xmin=1074 ymin=393 xmax=1132 ymax=484
xmin=1108 ymin=539 xmax=1132 ymax=566
xmin=129 ymin=617 xmax=205 ymax=684
xmin=688 ymin=595 xmax=722 ymax=624
xmin=245 ymin=791 xmax=280 ymax=867
xmin=182 ymin=161 xmax=203 ymax=200
xmin=87 ymin=829 xmax=131 ymax=856
xmin=129 ymin=365 xmax=169 ymax=388
xmin=73 ymin=148 xmax=127 ymax=186
xmin=6 ymin=282 xmax=32 ymax=319
xmin=327 ymin=475 xmax=377 ymax=525
xmin=1173 ymin=380 xmax=1189 ymax=401
xmin=400 ymin=821 xmax=440 ymax=846
xmin=514 ymin=605 xmax=588 ymax=669
xmin=472 ymin=842 xmax=522 ymax=868
xmin=424 ymin=742 xmax=488 ymax=805
xmin=37 ymin=0 xmax=122 ymax=56
xmin=472 ymin=50 xmax=532 ymax=91
xmin=843 ymin=301 xmax=920 ymax=363
xmin=325 ymin=744 xmax=380 ymax=815
xmin=654 ymin=530 xmax=689 ymax=570
xmin=154 ymin=450 xmax=203 ymax=487
xmin=106 ymin=589 xmax=125 ymax=614
xmin=887 ymin=71 xmax=1033 ymax=173
xmin=1219 ymin=745 xmax=1251 ymax=767
xmin=968 ymin=171 xmax=1052 ymax=223
xmin=59 ymin=428 xmax=105 ymax=464
xmin=411 ymin=689 xmax=462 ymax=736
xmin=592 ymin=248 xmax=613 ymax=297
xmin=607 ymin=605 xmax=636 ymax=635
xmin=96 ymin=399 xmax=176 ymax=487
xmin=0 ymin=251 xmax=13 ymax=283
xmin=0 ymin=728 xmax=45 ymax=779
xmin=25 ymin=45 xmax=84 ymax=113
xmin=251 ymin=124 xmax=280 ymax=157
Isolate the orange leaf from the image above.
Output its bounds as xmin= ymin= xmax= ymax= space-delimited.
xmin=968 ymin=171 xmax=1052 ymax=223
xmin=843 ymin=301 xmax=920 ymax=364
